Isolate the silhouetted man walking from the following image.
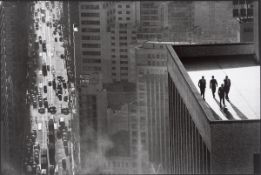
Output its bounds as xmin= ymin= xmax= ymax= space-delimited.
xmin=198 ymin=76 xmax=206 ymax=100
xmin=210 ymin=76 xmax=218 ymax=98
xmin=218 ymin=84 xmax=226 ymax=108
xmin=224 ymin=76 xmax=231 ymax=100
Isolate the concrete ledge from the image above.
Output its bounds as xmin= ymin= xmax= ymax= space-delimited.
xmin=173 ymin=43 xmax=255 ymax=58
xmin=166 ymin=44 xmax=214 ymax=150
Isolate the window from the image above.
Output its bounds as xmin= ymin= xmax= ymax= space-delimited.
xmin=112 ymin=60 xmax=116 ymax=64
xmin=81 ymin=4 xmax=99 ymax=9
xmin=126 ymin=17 xmax=130 ymax=20
xmin=118 ymin=11 xmax=122 ymax=14
xmin=111 ymin=49 xmax=115 ymax=52
xmin=82 ymin=43 xmax=100 ymax=48
xmin=118 ymin=4 xmax=122 ymax=8
xmin=112 ymin=73 xmax=116 ymax=75
xmin=112 ymin=67 xmax=116 ymax=70
xmin=81 ymin=28 xmax=100 ymax=33
xmin=120 ymin=49 xmax=127 ymax=52
xmin=126 ymin=11 xmax=130 ymax=14
xmin=111 ymin=36 xmax=115 ymax=40
xmin=120 ymin=55 xmax=128 ymax=58
xmin=120 ymin=43 xmax=127 ymax=46
xmin=120 ymin=61 xmax=128 ymax=64
xmin=126 ymin=4 xmax=130 ymax=8
xmin=111 ymin=43 xmax=115 ymax=46
xmin=118 ymin=17 xmax=122 ymax=20
xmin=82 ymin=51 xmax=101 ymax=56
xmin=119 ymin=30 xmax=127 ymax=34
xmin=120 ymin=67 xmax=128 ymax=70
xmin=82 ymin=59 xmax=101 ymax=63
xmin=240 ymin=8 xmax=246 ymax=17
xmin=112 ymin=55 xmax=116 ymax=58
xmin=81 ymin=12 xmax=99 ymax=17
xmin=81 ymin=20 xmax=100 ymax=25
xmin=120 ymin=36 xmax=127 ymax=40
xmin=81 ymin=35 xmax=100 ymax=40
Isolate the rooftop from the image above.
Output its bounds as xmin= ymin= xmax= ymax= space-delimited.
xmin=184 ymin=55 xmax=260 ymax=121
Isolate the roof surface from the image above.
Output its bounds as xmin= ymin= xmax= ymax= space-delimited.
xmin=185 ymin=57 xmax=260 ymax=120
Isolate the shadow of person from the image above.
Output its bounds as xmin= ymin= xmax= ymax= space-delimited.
xmin=213 ymin=98 xmax=235 ymax=120
xmin=228 ymin=101 xmax=248 ymax=120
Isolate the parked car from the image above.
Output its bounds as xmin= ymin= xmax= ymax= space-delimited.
xmin=38 ymin=108 xmax=45 ymax=114
xmin=61 ymin=108 xmax=69 ymax=115
xmin=44 ymin=86 xmax=47 ymax=93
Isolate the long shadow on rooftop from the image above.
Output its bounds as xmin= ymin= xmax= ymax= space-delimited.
xmin=229 ymin=101 xmax=248 ymax=120
xmin=214 ymin=98 xmax=235 ymax=120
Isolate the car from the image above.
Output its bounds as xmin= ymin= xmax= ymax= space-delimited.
xmin=52 ymin=81 xmax=56 ymax=90
xmin=54 ymin=37 xmax=57 ymax=42
xmin=44 ymin=99 xmax=48 ymax=108
xmin=33 ymin=101 xmax=37 ymax=108
xmin=44 ymin=86 xmax=47 ymax=93
xmin=60 ymin=54 xmax=64 ymax=59
xmin=61 ymin=108 xmax=69 ymax=115
xmin=48 ymin=106 xmax=57 ymax=114
xmin=58 ymin=94 xmax=62 ymax=101
xmin=59 ymin=37 xmax=62 ymax=42
xmin=62 ymin=82 xmax=67 ymax=89
xmin=63 ymin=96 xmax=68 ymax=102
xmin=62 ymin=159 xmax=66 ymax=170
xmin=38 ymin=108 xmax=45 ymax=114
xmin=39 ymin=100 xmax=43 ymax=108
xmin=47 ymin=65 xmax=50 ymax=71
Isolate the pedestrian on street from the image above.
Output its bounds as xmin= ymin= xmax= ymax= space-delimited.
xmin=224 ymin=76 xmax=231 ymax=101
xmin=198 ymin=76 xmax=206 ymax=100
xmin=210 ymin=76 xmax=218 ymax=98
xmin=218 ymin=84 xmax=226 ymax=108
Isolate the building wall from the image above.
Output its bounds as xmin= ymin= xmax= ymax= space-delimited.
xmin=168 ymin=74 xmax=210 ymax=174
xmin=211 ymin=121 xmax=260 ymax=174
xmin=135 ymin=43 xmax=170 ymax=173
xmin=173 ymin=43 xmax=255 ymax=59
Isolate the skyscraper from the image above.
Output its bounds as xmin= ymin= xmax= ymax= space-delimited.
xmin=134 ymin=42 xmax=170 ymax=173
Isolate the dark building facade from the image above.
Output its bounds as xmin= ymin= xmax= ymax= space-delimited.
xmin=0 ymin=2 xmax=31 ymax=174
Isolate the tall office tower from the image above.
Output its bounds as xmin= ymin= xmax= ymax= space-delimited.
xmin=108 ymin=1 xmax=139 ymax=83
xmin=79 ymin=74 xmax=108 ymax=174
xmin=233 ymin=0 xmax=254 ymax=42
xmin=1 ymin=2 xmax=31 ymax=174
xmin=167 ymin=1 xmax=195 ymax=42
xmin=193 ymin=1 xmax=239 ymax=43
xmin=78 ymin=1 xmax=139 ymax=84
xmin=134 ymin=42 xmax=170 ymax=173
xmin=138 ymin=2 xmax=168 ymax=41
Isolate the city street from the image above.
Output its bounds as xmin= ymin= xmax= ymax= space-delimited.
xmin=26 ymin=1 xmax=75 ymax=175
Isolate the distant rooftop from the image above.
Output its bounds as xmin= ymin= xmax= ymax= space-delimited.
xmin=184 ymin=55 xmax=260 ymax=121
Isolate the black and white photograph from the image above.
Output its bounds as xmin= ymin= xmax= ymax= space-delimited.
xmin=0 ymin=0 xmax=260 ymax=174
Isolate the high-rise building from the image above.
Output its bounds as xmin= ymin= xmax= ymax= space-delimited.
xmin=233 ymin=0 xmax=254 ymax=42
xmin=137 ymin=2 xmax=168 ymax=41
xmin=134 ymin=42 xmax=170 ymax=173
xmin=1 ymin=2 xmax=31 ymax=174
xmin=78 ymin=1 xmax=139 ymax=84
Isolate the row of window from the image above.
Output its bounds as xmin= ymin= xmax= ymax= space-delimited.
xmin=82 ymin=58 xmax=101 ymax=63
xmin=82 ymin=51 xmax=101 ymax=56
xmin=81 ymin=20 xmax=100 ymax=25
xmin=81 ymin=4 xmax=99 ymax=10
xmin=111 ymin=55 xmax=128 ymax=58
xmin=111 ymin=42 xmax=128 ymax=46
xmin=81 ymin=12 xmax=100 ymax=17
xmin=118 ymin=11 xmax=131 ymax=15
xmin=112 ymin=72 xmax=128 ymax=76
xmin=118 ymin=4 xmax=130 ymax=8
xmin=82 ymin=43 xmax=100 ymax=48
xmin=118 ymin=17 xmax=131 ymax=21
xmin=82 ymin=35 xmax=100 ymax=40
xmin=111 ymin=48 xmax=128 ymax=52
xmin=82 ymin=28 xmax=100 ymax=33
